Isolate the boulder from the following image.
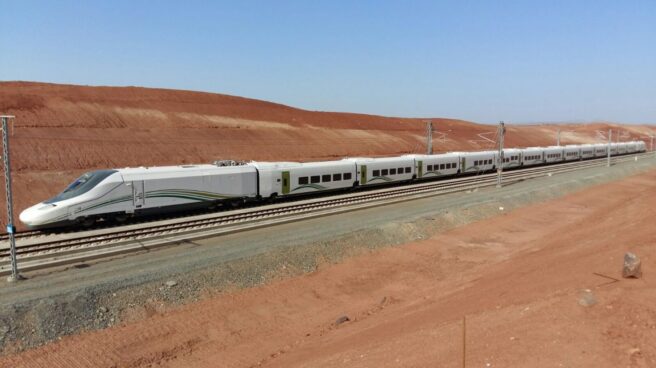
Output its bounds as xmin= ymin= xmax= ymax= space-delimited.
xmin=622 ymin=252 xmax=642 ymax=279
xmin=334 ymin=315 xmax=350 ymax=326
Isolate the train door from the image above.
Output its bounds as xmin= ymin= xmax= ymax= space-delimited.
xmin=460 ymin=157 xmax=466 ymax=172
xmin=360 ymin=165 xmax=367 ymax=185
xmin=282 ymin=171 xmax=290 ymax=195
xmin=133 ymin=181 xmax=145 ymax=208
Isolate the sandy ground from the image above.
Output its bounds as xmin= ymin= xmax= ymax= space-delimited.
xmin=1 ymin=81 xmax=654 ymax=229
xmin=2 ymin=169 xmax=655 ymax=367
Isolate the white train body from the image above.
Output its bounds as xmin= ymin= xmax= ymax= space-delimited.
xmin=19 ymin=141 xmax=648 ymax=228
xmin=353 ymin=157 xmax=415 ymax=185
xmin=544 ymin=146 xmax=564 ymax=163
xmin=459 ymin=150 xmax=496 ymax=173
xmin=20 ymin=165 xmax=257 ymax=228
xmin=252 ymin=160 xmax=357 ymax=197
xmin=579 ymin=145 xmax=595 ymax=159
xmin=404 ymin=153 xmax=460 ymax=179
xmin=563 ymin=146 xmax=581 ymax=161
xmin=501 ymin=149 xmax=522 ymax=169
xmin=520 ymin=147 xmax=545 ymax=167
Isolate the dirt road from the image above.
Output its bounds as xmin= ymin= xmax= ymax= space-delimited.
xmin=3 ymin=170 xmax=656 ymax=367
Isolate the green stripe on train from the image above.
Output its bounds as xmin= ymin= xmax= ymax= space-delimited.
xmin=290 ymin=183 xmax=327 ymax=192
xmin=367 ymin=176 xmax=393 ymax=183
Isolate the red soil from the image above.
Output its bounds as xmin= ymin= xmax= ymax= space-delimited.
xmin=0 ymin=81 xmax=654 ymax=227
xmin=3 ymin=165 xmax=655 ymax=367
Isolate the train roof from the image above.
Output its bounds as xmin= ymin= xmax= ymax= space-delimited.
xmin=347 ymin=156 xmax=415 ymax=163
xmin=250 ymin=160 xmax=355 ymax=170
xmin=117 ymin=164 xmax=255 ymax=180
xmin=403 ymin=153 xmax=461 ymax=159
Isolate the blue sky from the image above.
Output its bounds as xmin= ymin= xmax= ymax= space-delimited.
xmin=1 ymin=1 xmax=655 ymax=124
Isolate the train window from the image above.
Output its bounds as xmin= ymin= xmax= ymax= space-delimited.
xmin=373 ymin=170 xmax=380 ymax=177
xmin=474 ymin=160 xmax=478 ymax=166
xmin=390 ymin=168 xmax=397 ymax=175
xmin=299 ymin=177 xmax=309 ymax=185
xmin=427 ymin=165 xmax=433 ymax=171
xmin=311 ymin=176 xmax=320 ymax=184
xmin=440 ymin=164 xmax=445 ymax=170
xmin=405 ymin=167 xmax=411 ymax=173
xmin=333 ymin=173 xmax=342 ymax=181
xmin=45 ymin=169 xmax=118 ymax=204
xmin=382 ymin=169 xmax=389 ymax=176
xmin=397 ymin=167 xmax=404 ymax=173
xmin=322 ymin=174 xmax=331 ymax=182
xmin=344 ymin=173 xmax=352 ymax=180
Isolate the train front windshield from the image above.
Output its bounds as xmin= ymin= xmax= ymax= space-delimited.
xmin=45 ymin=170 xmax=118 ymax=204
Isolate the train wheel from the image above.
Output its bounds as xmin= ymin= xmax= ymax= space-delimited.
xmin=112 ymin=214 xmax=128 ymax=223
xmin=80 ymin=217 xmax=96 ymax=227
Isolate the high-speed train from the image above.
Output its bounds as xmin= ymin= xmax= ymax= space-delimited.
xmin=19 ymin=141 xmax=646 ymax=229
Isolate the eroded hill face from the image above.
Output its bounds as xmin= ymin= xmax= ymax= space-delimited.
xmin=0 ymin=81 xmax=653 ymax=225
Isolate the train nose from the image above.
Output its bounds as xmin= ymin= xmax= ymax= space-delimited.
xmin=19 ymin=205 xmax=39 ymax=227
xmin=19 ymin=203 xmax=55 ymax=227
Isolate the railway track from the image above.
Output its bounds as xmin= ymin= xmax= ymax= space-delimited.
xmin=1 ymin=153 xmax=653 ymax=276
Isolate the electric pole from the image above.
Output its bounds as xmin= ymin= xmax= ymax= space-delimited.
xmin=496 ymin=121 xmax=505 ymax=188
xmin=556 ymin=128 xmax=560 ymax=146
xmin=1 ymin=115 xmax=22 ymax=282
xmin=425 ymin=121 xmax=433 ymax=155
xmin=607 ymin=129 xmax=612 ymax=167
